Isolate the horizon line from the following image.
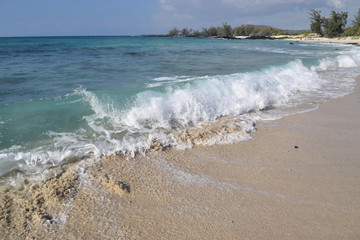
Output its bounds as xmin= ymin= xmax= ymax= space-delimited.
xmin=0 ymin=34 xmax=170 ymax=38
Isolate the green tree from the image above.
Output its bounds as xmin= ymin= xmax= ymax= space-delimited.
xmin=244 ymin=25 xmax=255 ymax=36
xmin=192 ymin=30 xmax=201 ymax=37
xmin=233 ymin=25 xmax=246 ymax=36
xmin=217 ymin=22 xmax=233 ymax=38
xmin=233 ymin=26 xmax=243 ymax=36
xmin=180 ymin=28 xmax=190 ymax=37
xmin=201 ymin=27 xmax=209 ymax=37
xmin=353 ymin=9 xmax=360 ymax=27
xmin=261 ymin=28 xmax=273 ymax=37
xmin=167 ymin=27 xmax=180 ymax=37
xmin=309 ymin=9 xmax=323 ymax=36
xmin=207 ymin=26 xmax=218 ymax=36
xmin=344 ymin=9 xmax=360 ymax=36
xmin=233 ymin=25 xmax=254 ymax=36
xmin=348 ymin=8 xmax=360 ymax=35
xmin=322 ymin=11 xmax=348 ymax=37
xmin=271 ymin=28 xmax=283 ymax=35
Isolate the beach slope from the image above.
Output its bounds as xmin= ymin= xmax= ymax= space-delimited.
xmin=1 ymin=78 xmax=360 ymax=239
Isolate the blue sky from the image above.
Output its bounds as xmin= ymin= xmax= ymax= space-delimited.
xmin=0 ymin=0 xmax=359 ymax=36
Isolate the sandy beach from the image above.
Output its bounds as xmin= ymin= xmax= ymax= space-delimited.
xmin=236 ymin=35 xmax=360 ymax=45
xmin=2 ymin=0 xmax=360 ymax=239
xmin=1 ymin=75 xmax=360 ymax=239
xmin=281 ymin=36 xmax=360 ymax=46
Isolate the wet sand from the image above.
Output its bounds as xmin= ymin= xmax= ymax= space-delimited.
xmin=1 ymin=77 xmax=360 ymax=239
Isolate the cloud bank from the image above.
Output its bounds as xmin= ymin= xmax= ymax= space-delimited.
xmin=155 ymin=0 xmax=355 ymax=31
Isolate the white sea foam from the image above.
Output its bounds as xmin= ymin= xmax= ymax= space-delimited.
xmin=152 ymin=76 xmax=191 ymax=81
xmin=1 ymin=49 xmax=360 ymax=176
xmin=129 ymin=60 xmax=321 ymax=131
xmin=0 ymin=130 xmax=102 ymax=176
xmin=312 ymin=50 xmax=360 ymax=71
xmin=337 ymin=55 xmax=358 ymax=68
xmin=64 ymin=59 xmax=325 ymax=158
xmin=147 ymin=75 xmax=196 ymax=88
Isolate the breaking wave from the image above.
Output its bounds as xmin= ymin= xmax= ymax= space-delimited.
xmin=1 ymin=51 xmax=360 ymax=176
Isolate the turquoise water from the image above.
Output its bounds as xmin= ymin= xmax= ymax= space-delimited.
xmin=1 ymin=36 xmax=360 ymax=176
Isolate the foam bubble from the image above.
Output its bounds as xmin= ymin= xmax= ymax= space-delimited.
xmin=2 ymin=48 xmax=360 ymax=176
xmin=312 ymin=52 xmax=360 ymax=72
xmin=147 ymin=75 xmax=195 ymax=88
xmin=312 ymin=58 xmax=337 ymax=71
xmin=337 ymin=55 xmax=358 ymax=68
xmin=66 ymin=59 xmax=323 ymax=158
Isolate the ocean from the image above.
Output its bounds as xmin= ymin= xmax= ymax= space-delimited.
xmin=0 ymin=36 xmax=359 ymax=177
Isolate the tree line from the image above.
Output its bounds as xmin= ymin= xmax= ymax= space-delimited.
xmin=309 ymin=8 xmax=360 ymax=37
xmin=166 ymin=22 xmax=286 ymax=38
xmin=166 ymin=8 xmax=360 ymax=38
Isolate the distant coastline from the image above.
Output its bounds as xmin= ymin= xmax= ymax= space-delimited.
xmin=161 ymin=9 xmax=360 ymax=43
xmin=277 ymin=35 xmax=360 ymax=46
xmin=141 ymin=33 xmax=360 ymax=46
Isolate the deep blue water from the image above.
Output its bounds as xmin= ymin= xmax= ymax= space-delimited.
xmin=0 ymin=36 xmax=359 ymax=176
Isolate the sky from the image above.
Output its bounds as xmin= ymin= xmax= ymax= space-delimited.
xmin=0 ymin=0 xmax=359 ymax=37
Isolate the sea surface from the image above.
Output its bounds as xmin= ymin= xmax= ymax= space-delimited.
xmin=1 ymin=36 xmax=360 ymax=177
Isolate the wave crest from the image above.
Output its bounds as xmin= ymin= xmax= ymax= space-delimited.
xmin=1 ymin=54 xmax=358 ymax=176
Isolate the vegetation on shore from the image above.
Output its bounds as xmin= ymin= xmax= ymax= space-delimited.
xmin=166 ymin=22 xmax=295 ymax=38
xmin=310 ymin=9 xmax=360 ymax=37
xmin=309 ymin=9 xmax=348 ymax=37
xmin=346 ymin=9 xmax=360 ymax=36
xmin=164 ymin=8 xmax=360 ymax=38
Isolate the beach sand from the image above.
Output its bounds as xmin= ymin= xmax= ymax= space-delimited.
xmin=281 ymin=36 xmax=360 ymax=46
xmin=1 ymin=77 xmax=360 ymax=239
xmin=235 ymin=35 xmax=360 ymax=46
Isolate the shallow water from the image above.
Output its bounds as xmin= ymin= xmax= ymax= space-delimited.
xmin=1 ymin=36 xmax=360 ymax=176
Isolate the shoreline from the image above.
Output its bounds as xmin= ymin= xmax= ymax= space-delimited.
xmin=1 ymin=76 xmax=360 ymax=239
xmin=279 ymin=36 xmax=360 ymax=46
xmin=234 ymin=35 xmax=360 ymax=45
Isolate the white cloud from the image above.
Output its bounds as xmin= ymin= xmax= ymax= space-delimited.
xmin=327 ymin=0 xmax=345 ymax=8
xmin=223 ymin=0 xmax=304 ymax=8
xmin=158 ymin=0 xmax=203 ymax=12
xmin=221 ymin=0 xmax=246 ymax=8
xmin=153 ymin=0 xmax=357 ymax=33
xmin=159 ymin=0 xmax=176 ymax=11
